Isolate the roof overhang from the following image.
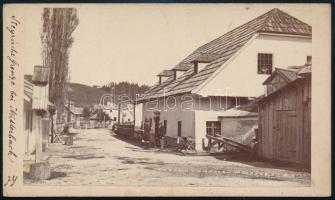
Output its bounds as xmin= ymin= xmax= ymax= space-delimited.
xmin=171 ymin=68 xmax=189 ymax=72
xmin=258 ymin=31 xmax=312 ymax=39
xmin=157 ymin=70 xmax=174 ymax=77
xmin=136 ymin=92 xmax=191 ymax=104
xmin=258 ymin=77 xmax=310 ymax=104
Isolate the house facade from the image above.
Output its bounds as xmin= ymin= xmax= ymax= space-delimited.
xmin=138 ymin=8 xmax=312 ymax=151
xmin=24 ymin=75 xmax=34 ymax=156
xmin=24 ymin=66 xmax=54 ymax=161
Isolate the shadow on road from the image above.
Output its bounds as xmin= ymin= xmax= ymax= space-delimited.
xmin=109 ymin=130 xmax=142 ymax=147
xmin=49 ymin=171 xmax=67 ymax=179
xmin=211 ymin=152 xmax=310 ymax=173
xmin=63 ymin=154 xmax=105 ymax=160
xmin=109 ymin=130 xmax=194 ymax=157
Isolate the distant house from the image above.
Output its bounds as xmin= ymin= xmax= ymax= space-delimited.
xmin=138 ymin=8 xmax=312 ymax=151
xmin=98 ymin=102 xmax=119 ymax=122
xmin=119 ymin=103 xmax=135 ymax=124
xmin=257 ymin=63 xmax=311 ymax=167
xmin=64 ymin=101 xmax=84 ymax=128
xmin=89 ymin=112 xmax=99 ymax=125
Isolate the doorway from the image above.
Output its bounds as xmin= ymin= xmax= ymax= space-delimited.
xmin=275 ymin=110 xmax=297 ymax=163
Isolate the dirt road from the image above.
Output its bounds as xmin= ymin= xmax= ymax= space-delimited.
xmin=24 ymin=128 xmax=310 ymax=186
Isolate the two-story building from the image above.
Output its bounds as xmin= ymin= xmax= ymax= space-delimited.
xmin=138 ymin=8 xmax=312 ymax=151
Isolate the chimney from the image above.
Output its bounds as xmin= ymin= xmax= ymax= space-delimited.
xmin=306 ymin=56 xmax=312 ymax=65
xmin=194 ymin=61 xmax=198 ymax=74
xmin=159 ymin=76 xmax=162 ymax=84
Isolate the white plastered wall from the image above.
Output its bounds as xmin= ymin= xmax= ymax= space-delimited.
xmin=196 ymin=33 xmax=312 ymax=98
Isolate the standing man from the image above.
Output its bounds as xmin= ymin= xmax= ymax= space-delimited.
xmin=142 ymin=118 xmax=150 ymax=147
xmin=158 ymin=122 xmax=165 ymax=148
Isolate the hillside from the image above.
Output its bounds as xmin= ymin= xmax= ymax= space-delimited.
xmin=68 ymin=83 xmax=106 ymax=107
xmin=68 ymin=82 xmax=150 ymax=108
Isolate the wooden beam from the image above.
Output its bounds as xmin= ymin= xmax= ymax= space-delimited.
xmin=206 ymin=134 xmax=252 ymax=152
xmin=35 ymin=114 xmax=42 ymax=162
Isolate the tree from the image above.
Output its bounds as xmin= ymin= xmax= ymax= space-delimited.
xmin=41 ymin=8 xmax=79 ymax=112
xmin=42 ymin=8 xmax=78 ymax=142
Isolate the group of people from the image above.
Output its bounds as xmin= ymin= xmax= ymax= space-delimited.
xmin=141 ymin=117 xmax=166 ymax=148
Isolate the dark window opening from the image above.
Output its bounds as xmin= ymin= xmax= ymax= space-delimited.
xmin=177 ymin=121 xmax=182 ymax=137
xmin=206 ymin=121 xmax=221 ymax=136
xmin=258 ymin=53 xmax=273 ymax=74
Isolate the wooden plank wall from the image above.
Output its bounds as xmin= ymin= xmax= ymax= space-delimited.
xmin=258 ymin=78 xmax=311 ymax=166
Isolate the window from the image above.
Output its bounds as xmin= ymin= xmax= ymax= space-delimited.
xmin=258 ymin=53 xmax=273 ymax=74
xmin=177 ymin=121 xmax=182 ymax=137
xmin=206 ymin=121 xmax=221 ymax=136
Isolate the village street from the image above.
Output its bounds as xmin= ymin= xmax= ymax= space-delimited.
xmin=24 ymin=128 xmax=310 ymax=186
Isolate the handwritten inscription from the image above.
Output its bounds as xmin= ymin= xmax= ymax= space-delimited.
xmin=6 ymin=15 xmax=20 ymax=164
xmin=3 ymin=176 xmax=18 ymax=187
xmin=7 ymin=15 xmax=20 ymax=86
xmin=8 ymin=106 xmax=18 ymax=162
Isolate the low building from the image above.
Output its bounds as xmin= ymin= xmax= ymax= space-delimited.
xmin=64 ymin=102 xmax=84 ymax=128
xmin=217 ymin=108 xmax=258 ymax=146
xmin=119 ymin=103 xmax=135 ymax=124
xmin=103 ymin=102 xmax=119 ymax=122
xmin=257 ymin=64 xmax=311 ymax=167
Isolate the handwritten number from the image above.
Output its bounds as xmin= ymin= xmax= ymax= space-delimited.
xmin=4 ymin=176 xmax=17 ymax=187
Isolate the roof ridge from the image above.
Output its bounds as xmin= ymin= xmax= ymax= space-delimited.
xmin=142 ymin=8 xmax=312 ymax=101
xmin=275 ymin=8 xmax=311 ymax=28
xmin=275 ymin=67 xmax=297 ymax=72
xmin=259 ymin=8 xmax=276 ymax=32
xmin=172 ymin=8 xmax=274 ymax=70
xmin=259 ymin=8 xmax=312 ymax=35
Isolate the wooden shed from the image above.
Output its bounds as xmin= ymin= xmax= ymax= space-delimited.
xmin=257 ymin=64 xmax=311 ymax=167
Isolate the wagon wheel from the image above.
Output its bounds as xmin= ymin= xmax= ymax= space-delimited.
xmin=53 ymin=128 xmax=63 ymax=143
xmin=186 ymin=141 xmax=195 ymax=151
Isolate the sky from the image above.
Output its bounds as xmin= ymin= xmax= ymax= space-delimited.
xmin=22 ymin=4 xmax=314 ymax=87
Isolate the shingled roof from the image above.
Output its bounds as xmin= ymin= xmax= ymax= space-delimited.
xmin=263 ymin=68 xmax=299 ymax=85
xmin=140 ymin=8 xmax=312 ymax=102
xmin=24 ymin=75 xmax=33 ymax=102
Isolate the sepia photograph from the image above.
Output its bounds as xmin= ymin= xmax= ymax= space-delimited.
xmin=3 ymin=3 xmax=331 ymax=196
